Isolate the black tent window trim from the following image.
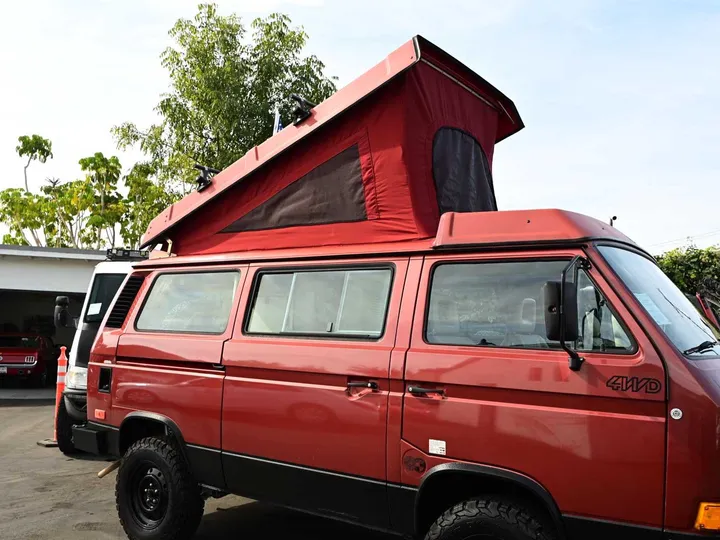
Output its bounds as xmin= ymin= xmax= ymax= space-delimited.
xmin=431 ymin=126 xmax=497 ymax=215
xmin=221 ymin=142 xmax=373 ymax=234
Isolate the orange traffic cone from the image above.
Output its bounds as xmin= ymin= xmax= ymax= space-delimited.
xmin=37 ymin=346 xmax=67 ymax=448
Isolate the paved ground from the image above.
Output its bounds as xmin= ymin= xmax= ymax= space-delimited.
xmin=0 ymin=400 xmax=392 ymax=540
xmin=0 ymin=387 xmax=55 ymax=401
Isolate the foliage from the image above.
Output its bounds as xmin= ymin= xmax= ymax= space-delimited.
xmin=113 ymin=4 xmax=337 ymax=186
xmin=41 ymin=178 xmax=98 ymax=248
xmin=120 ymin=162 xmax=177 ymax=249
xmin=3 ymin=6 xmax=335 ymax=250
xmin=0 ymin=143 xmax=123 ymax=248
xmin=656 ymin=246 xmax=720 ymax=296
xmin=0 ymin=188 xmax=44 ymax=245
xmin=16 ymin=134 xmax=53 ymax=192
xmin=78 ymin=152 xmax=123 ymax=248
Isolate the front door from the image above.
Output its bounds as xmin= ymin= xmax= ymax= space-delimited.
xmin=401 ymin=250 xmax=666 ymax=531
xmin=221 ymin=258 xmax=408 ymax=528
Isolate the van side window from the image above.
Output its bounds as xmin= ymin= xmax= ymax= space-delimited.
xmin=136 ymin=272 xmax=240 ymax=334
xmin=247 ymin=268 xmax=392 ymax=338
xmin=426 ymin=261 xmax=633 ymax=353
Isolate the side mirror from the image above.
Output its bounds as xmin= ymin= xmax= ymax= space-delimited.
xmin=543 ymin=280 xmax=579 ymax=341
xmin=54 ymin=296 xmax=70 ymax=329
xmin=543 ymin=257 xmax=585 ymax=371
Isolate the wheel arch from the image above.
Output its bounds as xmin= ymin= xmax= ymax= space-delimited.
xmin=119 ymin=412 xmax=187 ymax=458
xmin=415 ymin=463 xmax=566 ymax=540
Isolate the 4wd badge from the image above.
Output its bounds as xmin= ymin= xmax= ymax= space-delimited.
xmin=606 ymin=375 xmax=662 ymax=394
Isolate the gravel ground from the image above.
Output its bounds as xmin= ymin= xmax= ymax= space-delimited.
xmin=0 ymin=401 xmax=392 ymax=540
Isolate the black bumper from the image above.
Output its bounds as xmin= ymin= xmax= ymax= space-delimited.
xmin=63 ymin=387 xmax=87 ymax=422
xmin=72 ymin=422 xmax=119 ymax=456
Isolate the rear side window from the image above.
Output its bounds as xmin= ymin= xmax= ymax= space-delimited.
xmin=85 ymin=273 xmax=126 ymax=323
xmin=136 ymin=272 xmax=240 ymax=334
xmin=247 ymin=268 xmax=392 ymax=338
xmin=426 ymin=261 xmax=633 ymax=352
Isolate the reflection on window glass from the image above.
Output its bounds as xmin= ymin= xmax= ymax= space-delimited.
xmin=427 ymin=261 xmax=633 ymax=353
xmin=247 ymin=268 xmax=392 ymax=338
xmin=338 ymin=271 xmax=392 ymax=333
xmin=575 ymin=270 xmax=632 ymax=352
xmin=427 ymin=261 xmax=567 ymax=348
xmin=136 ymin=272 xmax=239 ymax=334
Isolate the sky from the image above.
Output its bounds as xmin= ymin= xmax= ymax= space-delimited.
xmin=1 ymin=0 xmax=718 ymax=253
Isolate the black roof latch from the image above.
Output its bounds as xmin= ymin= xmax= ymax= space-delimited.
xmin=194 ymin=164 xmax=220 ymax=192
xmin=291 ymin=94 xmax=316 ymax=126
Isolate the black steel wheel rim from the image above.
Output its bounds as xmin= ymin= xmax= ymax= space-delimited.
xmin=129 ymin=462 xmax=168 ymax=529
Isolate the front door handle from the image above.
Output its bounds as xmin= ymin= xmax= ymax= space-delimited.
xmin=408 ymin=386 xmax=445 ymax=397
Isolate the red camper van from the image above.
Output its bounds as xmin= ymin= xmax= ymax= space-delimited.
xmin=74 ymin=37 xmax=720 ymax=540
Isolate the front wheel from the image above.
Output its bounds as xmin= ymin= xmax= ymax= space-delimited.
xmin=425 ymin=499 xmax=555 ymax=540
xmin=56 ymin=399 xmax=78 ymax=455
xmin=116 ymin=437 xmax=204 ymax=540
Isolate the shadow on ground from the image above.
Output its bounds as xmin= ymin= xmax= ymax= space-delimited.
xmin=197 ymin=501 xmax=394 ymax=540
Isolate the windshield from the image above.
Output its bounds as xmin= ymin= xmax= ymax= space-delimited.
xmin=0 ymin=336 xmax=39 ymax=348
xmin=85 ymin=273 xmax=126 ymax=323
xmin=599 ymin=245 xmax=720 ymax=357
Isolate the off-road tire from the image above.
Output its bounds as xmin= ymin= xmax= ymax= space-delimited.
xmin=116 ymin=436 xmax=204 ymax=540
xmin=55 ymin=399 xmax=77 ymax=455
xmin=425 ymin=499 xmax=555 ymax=540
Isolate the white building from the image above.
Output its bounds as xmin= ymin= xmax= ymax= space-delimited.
xmin=0 ymin=245 xmax=105 ymax=347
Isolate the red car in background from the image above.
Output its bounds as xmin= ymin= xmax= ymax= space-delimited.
xmin=0 ymin=334 xmax=58 ymax=387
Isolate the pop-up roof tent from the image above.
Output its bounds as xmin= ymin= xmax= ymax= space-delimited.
xmin=140 ymin=36 xmax=524 ymax=256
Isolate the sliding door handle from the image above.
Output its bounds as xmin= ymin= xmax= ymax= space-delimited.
xmin=347 ymin=381 xmax=378 ymax=390
xmin=408 ymin=386 xmax=445 ymax=397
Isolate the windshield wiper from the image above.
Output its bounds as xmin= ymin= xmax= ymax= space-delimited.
xmin=683 ymin=340 xmax=720 ymax=355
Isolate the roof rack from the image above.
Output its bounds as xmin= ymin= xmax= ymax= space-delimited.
xmin=105 ymin=248 xmax=150 ymax=262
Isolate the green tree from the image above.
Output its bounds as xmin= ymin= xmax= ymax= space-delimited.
xmin=113 ymin=4 xmax=336 ymax=200
xmin=16 ymin=134 xmax=53 ymax=192
xmin=0 ymin=188 xmax=43 ymax=245
xmin=657 ymin=246 xmax=720 ymax=295
xmin=41 ymin=178 xmax=98 ymax=248
xmin=78 ymin=152 xmax=122 ymax=248
xmin=120 ymin=163 xmax=177 ymax=249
